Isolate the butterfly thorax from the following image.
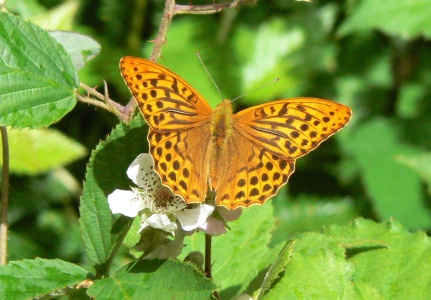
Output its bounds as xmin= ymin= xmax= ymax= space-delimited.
xmin=208 ymin=99 xmax=234 ymax=189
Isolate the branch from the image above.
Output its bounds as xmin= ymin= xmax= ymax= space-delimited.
xmin=150 ymin=0 xmax=255 ymax=61
xmin=174 ymin=0 xmax=255 ymax=15
xmin=77 ymin=83 xmax=136 ymax=123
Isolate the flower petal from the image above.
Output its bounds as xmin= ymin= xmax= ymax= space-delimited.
xmin=108 ymin=189 xmax=143 ymax=217
xmin=127 ymin=153 xmax=154 ymax=186
xmin=142 ymin=213 xmax=177 ymax=233
xmin=198 ymin=217 xmax=227 ymax=236
xmin=176 ymin=204 xmax=215 ymax=231
xmin=218 ymin=206 xmax=242 ymax=221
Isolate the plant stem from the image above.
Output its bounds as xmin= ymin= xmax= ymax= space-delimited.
xmin=205 ymin=233 xmax=221 ymax=299
xmin=77 ymin=83 xmax=135 ymax=123
xmin=205 ymin=233 xmax=212 ymax=278
xmin=150 ymin=0 xmax=254 ymax=61
xmin=150 ymin=0 xmax=175 ymax=61
xmin=0 ymin=126 xmax=10 ymax=265
xmin=174 ymin=0 xmax=253 ymax=15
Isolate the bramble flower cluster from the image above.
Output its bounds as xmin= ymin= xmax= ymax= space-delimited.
xmin=108 ymin=153 xmax=241 ymax=258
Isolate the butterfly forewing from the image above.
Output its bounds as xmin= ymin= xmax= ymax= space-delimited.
xmin=120 ymin=57 xmax=212 ymax=132
xmin=233 ymin=98 xmax=352 ymax=161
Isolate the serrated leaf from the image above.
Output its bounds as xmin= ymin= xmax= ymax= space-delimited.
xmin=182 ymin=202 xmax=280 ymax=299
xmin=49 ymin=31 xmax=101 ymax=71
xmin=0 ymin=258 xmax=88 ymax=300
xmin=264 ymin=219 xmax=431 ymax=299
xmin=338 ymin=0 xmax=431 ymax=39
xmin=0 ymin=12 xmax=79 ymax=128
xmin=0 ymin=128 xmax=86 ymax=175
xmin=265 ymin=232 xmax=355 ymax=299
xmin=325 ymin=219 xmax=431 ymax=299
xmin=80 ymin=116 xmax=147 ymax=275
xmin=396 ymin=153 xmax=431 ymax=195
xmin=87 ymin=259 xmax=215 ymax=300
xmin=256 ymin=240 xmax=295 ymax=300
xmin=345 ymin=119 xmax=431 ymax=229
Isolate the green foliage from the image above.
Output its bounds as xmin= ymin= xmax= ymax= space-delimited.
xmin=182 ymin=203 xmax=280 ymax=299
xmin=345 ymin=119 xmax=431 ymax=228
xmin=87 ymin=259 xmax=216 ymax=300
xmin=264 ymin=219 xmax=431 ymax=299
xmin=0 ymin=12 xmax=79 ymax=128
xmin=0 ymin=258 xmax=88 ymax=299
xmin=339 ymin=0 xmax=431 ymax=39
xmin=397 ymin=152 xmax=431 ymax=194
xmin=0 ymin=128 xmax=87 ymax=175
xmin=80 ymin=116 xmax=146 ymax=275
xmin=1 ymin=0 xmax=431 ymax=299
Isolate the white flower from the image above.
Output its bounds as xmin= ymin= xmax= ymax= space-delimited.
xmin=190 ymin=206 xmax=243 ymax=236
xmin=107 ymin=153 xmax=215 ymax=234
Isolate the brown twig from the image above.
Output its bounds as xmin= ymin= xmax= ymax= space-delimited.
xmin=150 ymin=0 xmax=255 ymax=61
xmin=75 ymin=0 xmax=255 ymax=123
xmin=76 ymin=83 xmax=136 ymax=123
xmin=175 ymin=0 xmax=254 ymax=15
xmin=0 ymin=126 xmax=10 ymax=265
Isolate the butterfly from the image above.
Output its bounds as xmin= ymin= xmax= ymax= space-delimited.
xmin=120 ymin=56 xmax=352 ymax=210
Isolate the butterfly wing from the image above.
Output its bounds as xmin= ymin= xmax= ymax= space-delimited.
xmin=121 ymin=57 xmax=213 ymax=203
xmin=233 ymin=98 xmax=352 ymax=160
xmin=120 ymin=57 xmax=212 ymax=131
xmin=216 ymin=131 xmax=295 ymax=209
xmin=148 ymin=126 xmax=211 ymax=204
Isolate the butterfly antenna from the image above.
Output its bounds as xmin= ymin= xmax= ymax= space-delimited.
xmin=196 ymin=52 xmax=224 ymax=101
xmin=231 ymin=78 xmax=280 ymax=103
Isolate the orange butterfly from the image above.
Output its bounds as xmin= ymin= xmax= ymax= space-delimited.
xmin=120 ymin=57 xmax=352 ymax=210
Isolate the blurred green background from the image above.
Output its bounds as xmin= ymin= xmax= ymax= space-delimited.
xmin=3 ymin=0 xmax=431 ymax=266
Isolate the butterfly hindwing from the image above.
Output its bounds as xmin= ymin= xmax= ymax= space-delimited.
xmin=215 ymin=131 xmax=295 ymax=209
xmin=233 ymin=98 xmax=352 ymax=161
xmin=120 ymin=57 xmax=212 ymax=132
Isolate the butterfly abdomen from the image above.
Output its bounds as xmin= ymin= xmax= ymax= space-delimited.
xmin=208 ymin=100 xmax=234 ymax=189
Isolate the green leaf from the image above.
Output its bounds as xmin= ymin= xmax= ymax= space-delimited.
xmin=234 ymin=18 xmax=305 ymax=99
xmin=49 ymin=31 xmax=101 ymax=71
xmin=80 ymin=115 xmax=147 ymax=275
xmin=338 ymin=0 xmax=431 ymax=39
xmin=87 ymin=259 xmax=215 ymax=300
xmin=265 ymin=231 xmax=355 ymax=299
xmin=326 ymin=219 xmax=431 ymax=300
xmin=271 ymin=195 xmax=357 ymax=244
xmin=263 ymin=219 xmax=431 ymax=299
xmin=0 ymin=128 xmax=86 ymax=175
xmin=396 ymin=153 xmax=431 ymax=195
xmin=182 ymin=202 xmax=280 ymax=299
xmin=0 ymin=12 xmax=79 ymax=128
xmin=256 ymin=241 xmax=295 ymax=299
xmin=0 ymin=258 xmax=88 ymax=299
xmin=346 ymin=119 xmax=431 ymax=229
